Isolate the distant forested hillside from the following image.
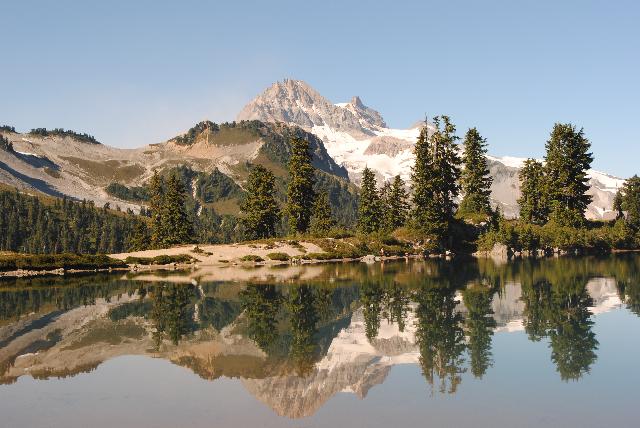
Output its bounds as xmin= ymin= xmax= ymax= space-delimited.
xmin=0 ymin=188 xmax=147 ymax=254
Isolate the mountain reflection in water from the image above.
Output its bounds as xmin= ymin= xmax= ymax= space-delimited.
xmin=0 ymin=255 xmax=639 ymax=419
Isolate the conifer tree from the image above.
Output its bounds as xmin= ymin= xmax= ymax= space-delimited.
xmin=410 ymin=117 xmax=461 ymax=246
xmin=613 ymin=189 xmax=624 ymax=220
xmin=518 ymin=159 xmax=548 ymax=225
xmin=357 ymin=167 xmax=381 ymax=234
xmin=309 ymin=192 xmax=336 ymax=236
xmin=241 ymin=165 xmax=280 ymax=239
xmin=379 ymin=180 xmax=392 ymax=229
xmin=459 ymin=128 xmax=493 ymax=217
xmin=382 ymin=175 xmax=409 ymax=230
xmin=544 ymin=123 xmax=593 ymax=226
xmin=128 ymin=220 xmax=151 ymax=251
xmin=149 ymin=171 xmax=168 ymax=247
xmin=620 ymin=175 xmax=640 ymax=232
xmin=286 ymin=138 xmax=316 ymax=234
xmin=162 ymin=173 xmax=193 ymax=246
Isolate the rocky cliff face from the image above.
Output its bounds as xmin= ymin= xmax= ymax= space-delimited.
xmin=237 ymin=79 xmax=625 ymax=219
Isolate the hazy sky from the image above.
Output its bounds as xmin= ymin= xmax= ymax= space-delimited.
xmin=1 ymin=0 xmax=638 ymax=176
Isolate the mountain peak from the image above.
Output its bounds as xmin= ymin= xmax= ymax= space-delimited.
xmin=237 ymin=79 xmax=386 ymax=135
xmin=350 ymin=96 xmax=364 ymax=108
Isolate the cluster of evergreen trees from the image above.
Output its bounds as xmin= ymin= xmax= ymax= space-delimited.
xmin=1 ymin=134 xmax=14 ymax=152
xmin=518 ymin=124 xmax=593 ymax=228
xmin=148 ymin=171 xmax=193 ymax=248
xmin=482 ymin=123 xmax=640 ymax=252
xmin=240 ymin=138 xmax=336 ymax=239
xmin=0 ymin=189 xmax=148 ymax=254
xmin=355 ymin=116 xmax=493 ymax=250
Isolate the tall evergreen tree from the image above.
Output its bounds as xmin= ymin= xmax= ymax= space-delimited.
xmin=410 ymin=117 xmax=462 ymax=246
xmin=382 ymin=175 xmax=409 ymax=230
xmin=309 ymin=192 xmax=336 ymax=236
xmin=162 ymin=173 xmax=193 ymax=246
xmin=620 ymin=175 xmax=640 ymax=232
xmin=357 ymin=167 xmax=381 ymax=234
xmin=518 ymin=159 xmax=548 ymax=225
xmin=149 ymin=171 xmax=167 ymax=247
xmin=285 ymin=138 xmax=316 ymax=234
xmin=544 ymin=123 xmax=593 ymax=227
xmin=613 ymin=189 xmax=624 ymax=220
xmin=241 ymin=165 xmax=280 ymax=239
xmin=459 ymin=128 xmax=493 ymax=217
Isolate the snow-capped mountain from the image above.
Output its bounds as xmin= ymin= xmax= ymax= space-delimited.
xmin=238 ymin=79 xmax=625 ymax=219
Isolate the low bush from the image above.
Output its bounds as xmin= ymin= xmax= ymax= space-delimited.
xmin=301 ymin=252 xmax=340 ymax=261
xmin=240 ymin=255 xmax=264 ymax=262
xmin=0 ymin=253 xmax=126 ymax=272
xmin=266 ymin=252 xmax=290 ymax=261
xmin=124 ymin=254 xmax=193 ymax=265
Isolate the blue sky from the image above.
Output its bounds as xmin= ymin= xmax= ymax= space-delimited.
xmin=1 ymin=0 xmax=638 ymax=176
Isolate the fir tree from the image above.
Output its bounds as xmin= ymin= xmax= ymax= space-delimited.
xmin=162 ymin=173 xmax=193 ymax=246
xmin=518 ymin=159 xmax=548 ymax=225
xmin=128 ymin=220 xmax=150 ymax=251
xmin=613 ymin=189 xmax=624 ymax=220
xmin=309 ymin=192 xmax=336 ymax=236
xmin=357 ymin=167 xmax=381 ymax=234
xmin=149 ymin=171 xmax=167 ymax=247
xmin=285 ymin=138 xmax=316 ymax=234
xmin=410 ymin=117 xmax=461 ymax=247
xmin=459 ymin=128 xmax=493 ymax=217
xmin=620 ymin=175 xmax=640 ymax=232
xmin=544 ymin=123 xmax=593 ymax=227
xmin=241 ymin=165 xmax=280 ymax=239
xmin=382 ymin=175 xmax=409 ymax=230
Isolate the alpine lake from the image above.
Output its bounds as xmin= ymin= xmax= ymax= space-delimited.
xmin=1 ymin=254 xmax=639 ymax=428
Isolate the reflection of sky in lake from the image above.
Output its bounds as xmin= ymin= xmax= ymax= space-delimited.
xmin=1 ymin=256 xmax=639 ymax=427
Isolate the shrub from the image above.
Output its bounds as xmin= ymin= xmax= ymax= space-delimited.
xmin=301 ymin=252 xmax=340 ymax=261
xmin=0 ymin=253 xmax=126 ymax=272
xmin=240 ymin=255 xmax=264 ymax=262
xmin=266 ymin=252 xmax=290 ymax=261
xmin=124 ymin=254 xmax=193 ymax=265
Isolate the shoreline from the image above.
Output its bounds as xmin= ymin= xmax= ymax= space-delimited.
xmin=2 ymin=239 xmax=639 ymax=280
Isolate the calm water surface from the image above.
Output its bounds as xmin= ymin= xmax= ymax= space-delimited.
xmin=1 ymin=256 xmax=639 ymax=427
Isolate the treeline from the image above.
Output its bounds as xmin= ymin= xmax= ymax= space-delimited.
xmin=28 ymin=128 xmax=100 ymax=145
xmin=0 ymin=189 xmax=149 ymax=254
xmin=246 ymin=116 xmax=639 ymax=254
xmin=351 ymin=118 xmax=640 ymax=254
xmin=0 ymin=125 xmax=16 ymax=133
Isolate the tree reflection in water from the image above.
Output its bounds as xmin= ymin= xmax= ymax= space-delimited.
xmin=414 ymin=284 xmax=466 ymax=394
xmin=2 ymin=255 xmax=640 ymax=396
xmin=151 ymin=283 xmax=196 ymax=348
xmin=462 ymin=283 xmax=496 ymax=379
